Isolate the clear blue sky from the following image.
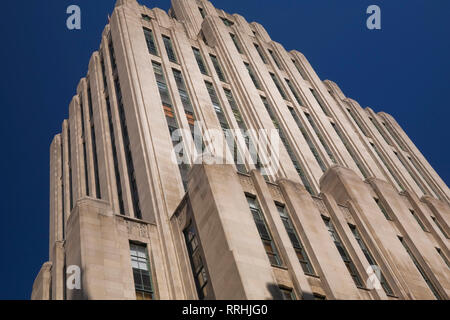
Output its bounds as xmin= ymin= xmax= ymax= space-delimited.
xmin=0 ymin=0 xmax=448 ymax=300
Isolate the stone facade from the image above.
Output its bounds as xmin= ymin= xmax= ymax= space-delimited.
xmin=32 ymin=0 xmax=449 ymax=300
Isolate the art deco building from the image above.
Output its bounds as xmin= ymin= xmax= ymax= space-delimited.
xmin=32 ymin=0 xmax=450 ymax=300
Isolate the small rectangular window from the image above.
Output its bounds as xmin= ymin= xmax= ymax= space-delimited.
xmin=221 ymin=17 xmax=234 ymax=26
xmin=374 ymin=198 xmax=392 ymax=220
xmin=162 ymin=35 xmax=177 ymax=63
xmin=310 ymin=88 xmax=330 ymax=116
xmin=410 ymin=209 xmax=427 ymax=232
xmin=198 ymin=7 xmax=206 ymax=19
xmin=270 ymin=72 xmax=287 ymax=100
xmin=143 ymin=28 xmax=158 ymax=56
xmin=192 ymin=47 xmax=208 ymax=75
xmin=280 ymin=287 xmax=296 ymax=300
xmin=210 ymin=54 xmax=226 ymax=82
xmin=254 ymin=44 xmax=267 ymax=64
xmin=245 ymin=62 xmax=261 ymax=90
xmin=268 ymin=49 xmax=283 ymax=70
xmin=130 ymin=243 xmax=155 ymax=300
xmin=436 ymin=248 xmax=449 ymax=268
xmin=292 ymin=59 xmax=308 ymax=80
xmin=230 ymin=33 xmax=242 ymax=54
xmin=304 ymin=113 xmax=337 ymax=164
xmin=313 ymin=293 xmax=326 ymax=300
xmin=141 ymin=14 xmax=151 ymax=22
xmin=285 ymin=79 xmax=303 ymax=106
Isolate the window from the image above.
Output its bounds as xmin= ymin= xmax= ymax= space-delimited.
xmin=310 ymin=88 xmax=330 ymax=116
xmin=313 ymin=293 xmax=326 ymax=300
xmin=130 ymin=243 xmax=155 ymax=300
xmin=254 ymin=44 xmax=267 ymax=64
xmin=87 ymin=86 xmax=101 ymax=199
xmin=162 ymin=35 xmax=177 ymax=63
xmin=221 ymin=17 xmax=234 ymax=26
xmin=224 ymin=88 xmax=263 ymax=175
xmin=410 ymin=209 xmax=427 ymax=232
xmin=374 ymin=198 xmax=392 ymax=221
xmin=289 ymin=107 xmax=326 ymax=172
xmin=245 ymin=62 xmax=261 ymax=90
xmin=113 ymin=67 xmax=142 ymax=218
xmin=230 ymin=33 xmax=242 ymax=54
xmin=292 ymin=59 xmax=308 ymax=80
xmin=408 ymin=156 xmax=442 ymax=200
xmin=322 ymin=216 xmax=363 ymax=288
xmin=172 ymin=69 xmax=199 ymax=148
xmin=431 ymin=216 xmax=448 ymax=239
xmin=279 ymin=287 xmax=296 ymax=300
xmin=80 ymin=96 xmax=90 ymax=197
xmin=247 ymin=196 xmax=282 ymax=266
xmin=436 ymin=248 xmax=449 ymax=268
xmin=184 ymin=223 xmax=209 ymax=300
xmin=394 ymin=151 xmax=427 ymax=195
xmin=347 ymin=107 xmax=369 ymax=137
xmin=285 ymin=79 xmax=303 ymax=106
xmin=105 ymin=97 xmax=125 ymax=214
xmin=153 ymin=61 xmax=189 ymax=189
xmin=270 ymin=72 xmax=287 ymax=100
xmin=261 ymin=96 xmax=313 ymax=194
xmin=331 ymin=122 xmax=368 ymax=178
xmin=268 ymin=49 xmax=283 ymax=70
xmin=304 ymin=113 xmax=337 ymax=164
xmin=192 ymin=47 xmax=208 ymax=75
xmin=143 ymin=28 xmax=158 ymax=56
xmin=349 ymin=224 xmax=394 ymax=296
xmin=398 ymin=236 xmax=441 ymax=299
xmin=198 ymin=7 xmax=206 ymax=19
xmin=277 ymin=203 xmax=315 ymax=275
xmin=205 ymin=82 xmax=246 ymax=173
xmin=369 ymin=117 xmax=392 ymax=146
xmin=370 ymin=142 xmax=404 ymax=191
xmin=141 ymin=14 xmax=151 ymax=22
xmin=210 ymin=54 xmax=226 ymax=82
xmin=382 ymin=121 xmax=408 ymax=151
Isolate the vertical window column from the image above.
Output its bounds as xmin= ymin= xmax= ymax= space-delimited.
xmin=192 ymin=47 xmax=209 ymax=75
xmin=152 ymin=61 xmax=190 ymax=190
xmin=162 ymin=35 xmax=177 ymax=63
xmin=209 ymin=54 xmax=226 ymax=82
xmin=184 ymin=223 xmax=210 ymax=300
xmin=398 ymin=237 xmax=441 ymax=300
xmin=246 ymin=196 xmax=282 ymax=267
xmin=101 ymin=51 xmax=125 ymax=213
xmin=224 ymin=88 xmax=263 ymax=174
xmin=304 ymin=113 xmax=337 ymax=164
xmin=322 ymin=216 xmax=363 ymax=288
xmin=261 ymin=96 xmax=313 ymax=194
xmin=349 ymin=225 xmax=394 ymax=296
xmin=288 ymin=107 xmax=327 ymax=172
xmin=331 ymin=122 xmax=368 ymax=178
xmin=79 ymin=96 xmax=90 ymax=196
xmin=276 ymin=204 xmax=314 ymax=275
xmin=87 ymin=85 xmax=101 ymax=199
xmin=205 ymin=81 xmax=246 ymax=174
xmin=143 ymin=28 xmax=158 ymax=56
xmin=110 ymin=38 xmax=142 ymax=219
